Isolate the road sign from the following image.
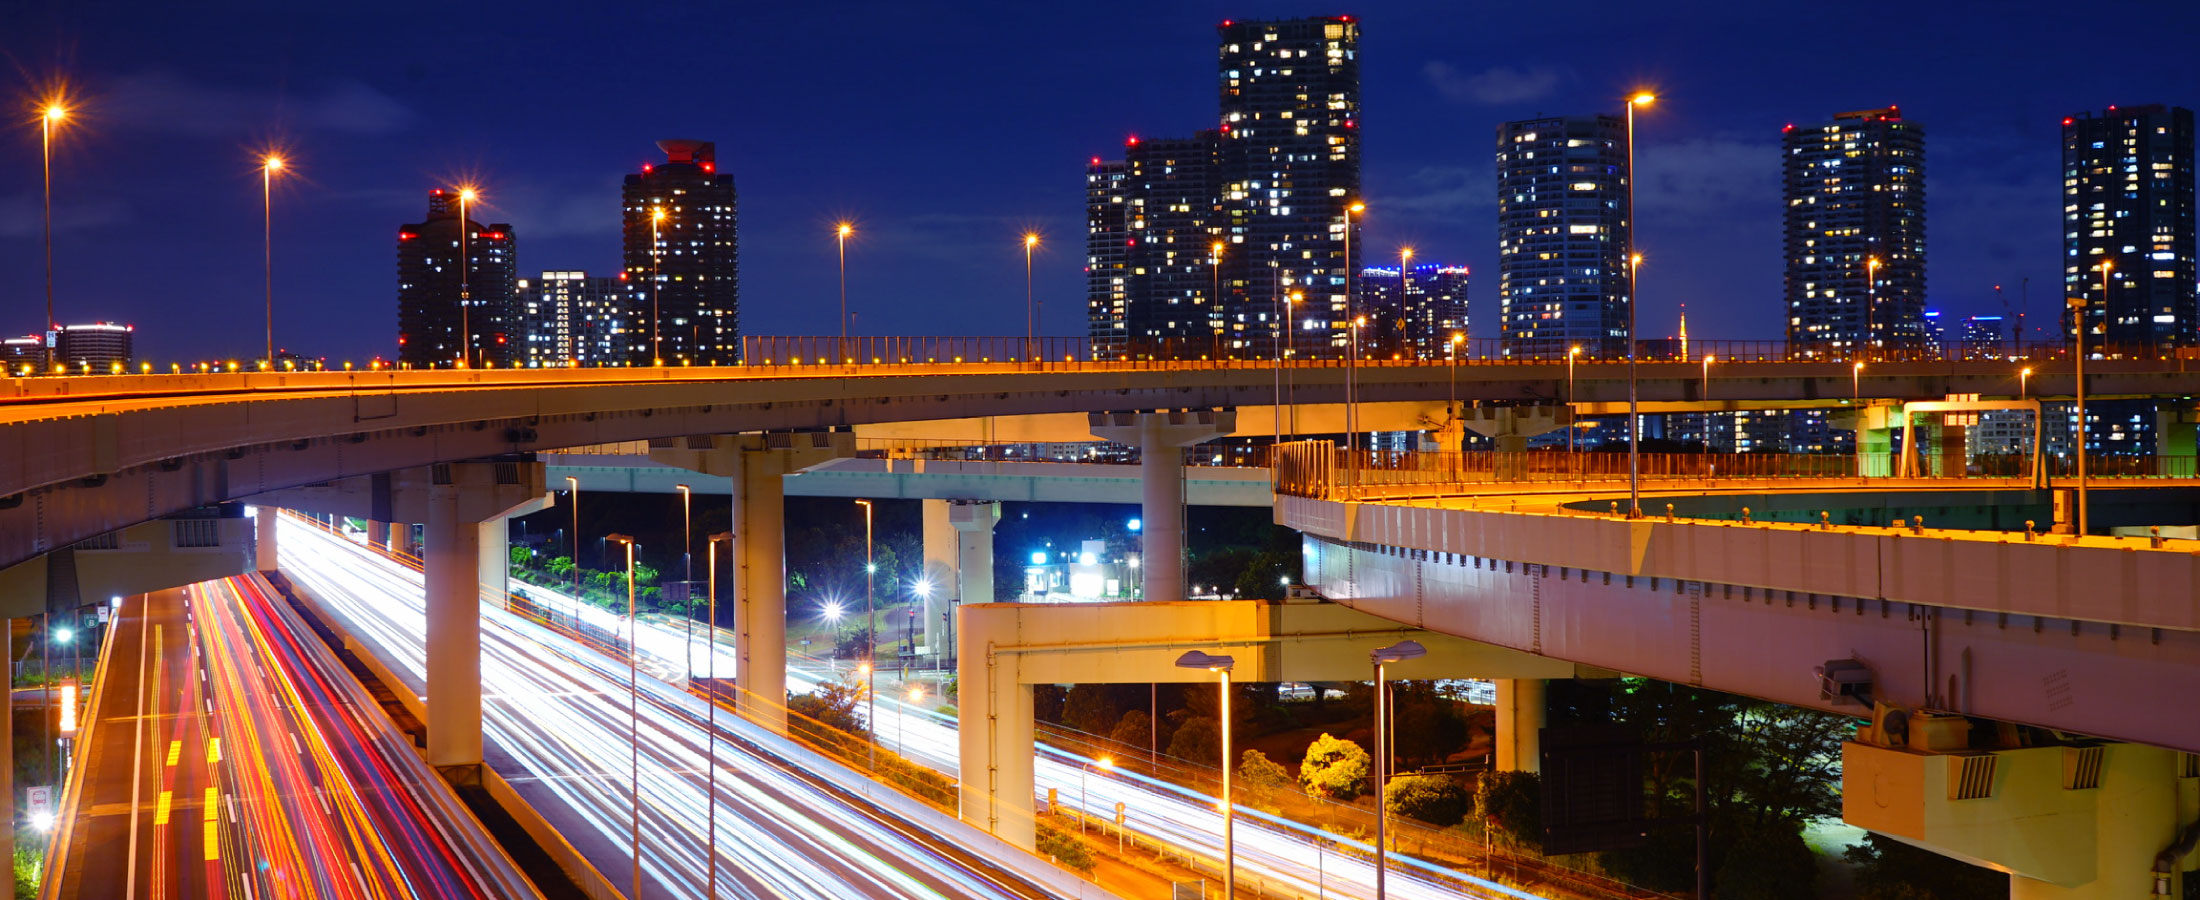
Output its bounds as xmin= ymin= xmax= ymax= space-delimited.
xmin=26 ymin=785 xmax=54 ymax=821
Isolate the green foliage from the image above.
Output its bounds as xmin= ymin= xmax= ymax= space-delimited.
xmin=1035 ymin=822 xmax=1095 ymax=872
xmin=1060 ymin=684 xmax=1119 ymax=736
xmin=1298 ymin=733 xmax=1370 ymax=801
xmin=939 ymin=675 xmax=958 ymax=703
xmin=1168 ymin=716 xmax=1220 ymax=766
xmin=787 ymin=682 xmax=870 ymax=755
xmin=1845 ymin=833 xmax=2008 ymax=900
xmin=510 ymin=545 xmax=532 ymax=568
xmin=1388 ymin=680 xmax=1471 ymax=766
xmin=16 ymin=841 xmax=39 ymax=899
xmin=1384 ymin=774 xmax=1471 ymax=827
xmin=1108 ymin=710 xmax=1153 ymax=752
xmin=1714 ymin=826 xmax=1817 ymax=900
xmin=1475 ymin=770 xmax=1542 ymax=852
xmin=547 ymin=555 xmax=576 ymax=580
xmin=877 ymin=752 xmax=956 ymax=808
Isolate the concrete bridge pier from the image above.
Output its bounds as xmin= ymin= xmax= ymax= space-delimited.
xmin=2160 ymin=402 xmax=2199 ymax=475
xmin=1493 ymin=678 xmax=1546 ymax=773
xmin=422 ymin=463 xmax=550 ymax=769
xmin=650 ymin=433 xmax=853 ymax=733
xmin=1460 ymin=407 xmax=1570 ymax=480
xmin=1089 ymin=410 xmax=1235 ymax=602
xmin=922 ymin=500 xmax=999 ymax=653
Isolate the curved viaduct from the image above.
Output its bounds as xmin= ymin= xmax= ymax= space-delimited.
xmin=0 ymin=357 xmax=2189 ymax=571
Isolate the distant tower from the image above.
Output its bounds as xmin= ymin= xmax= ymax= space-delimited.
xmin=397 ymin=189 xmax=517 ymax=367
xmin=1782 ymin=107 xmax=1927 ymax=356
xmin=2063 ymin=105 xmax=2196 ymax=353
xmin=1085 ymin=133 xmax=1224 ymax=359
xmin=1496 ymin=114 xmax=1630 ymax=358
xmin=1217 ymin=16 xmax=1362 ymax=359
xmin=622 ymin=140 xmax=739 ymax=365
xmin=1359 ymin=263 xmax=1468 ymax=358
xmin=515 ymin=271 xmax=626 ymax=367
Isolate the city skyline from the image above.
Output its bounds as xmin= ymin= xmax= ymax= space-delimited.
xmin=4 ymin=1 xmax=2199 ymax=362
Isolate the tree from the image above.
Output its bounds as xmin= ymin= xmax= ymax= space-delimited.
xmin=1109 ymin=710 xmax=1154 ymax=754
xmin=1238 ymin=749 xmax=1292 ymax=811
xmin=1845 ymin=834 xmax=2007 ymax=900
xmin=788 ymin=682 xmax=869 ymax=755
xmin=1299 ymin=733 xmax=1370 ymax=801
xmin=1168 ymin=716 xmax=1220 ymax=766
xmin=1725 ymin=699 xmax=1852 ymax=831
xmin=1476 ymin=770 xmax=1541 ymax=852
xmin=1714 ymin=826 xmax=1817 ymax=900
xmin=547 ymin=555 xmax=575 ymax=581
xmin=1384 ymin=774 xmax=1472 ymax=827
xmin=1061 ymin=684 xmax=1120 ymax=737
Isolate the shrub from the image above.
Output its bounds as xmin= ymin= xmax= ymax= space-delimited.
xmin=1299 ymin=733 xmax=1370 ymax=801
xmin=1384 ymin=774 xmax=1471 ymax=827
xmin=1238 ymin=749 xmax=1292 ymax=810
xmin=1475 ymin=770 xmax=1541 ymax=852
xmin=1168 ymin=717 xmax=1220 ymax=766
xmin=1109 ymin=710 xmax=1154 ymax=754
xmin=1035 ymin=822 xmax=1095 ymax=872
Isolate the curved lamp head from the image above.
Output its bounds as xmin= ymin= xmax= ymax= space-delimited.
xmin=1370 ymin=639 xmax=1427 ymax=665
xmin=1175 ymin=650 xmax=1235 ymax=672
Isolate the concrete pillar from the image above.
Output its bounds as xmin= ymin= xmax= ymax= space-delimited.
xmin=366 ymin=519 xmax=389 ymax=552
xmin=2158 ymin=401 xmax=2198 ymax=477
xmin=1938 ymin=420 xmax=1968 ymax=478
xmin=388 ymin=521 xmax=412 ymax=557
xmin=2008 ymin=745 xmax=2181 ymax=900
xmin=253 ymin=507 xmax=280 ymax=572
xmin=1494 ymin=678 xmax=1545 ymax=773
xmin=1089 ymin=411 xmax=1235 ymax=602
xmin=423 ymin=489 xmax=485 ymax=768
xmin=957 ymin=618 xmax=1036 ymax=850
xmin=950 ymin=502 xmax=999 ymax=607
xmin=477 ymin=519 xmax=508 ymax=607
xmin=1860 ymin=424 xmax=1894 ymax=477
xmin=921 ymin=499 xmax=957 ymax=655
xmin=0 ymin=618 xmax=12 ymax=876
xmin=734 ymin=450 xmax=791 ymax=733
xmin=1460 ymin=407 xmax=1569 ymax=482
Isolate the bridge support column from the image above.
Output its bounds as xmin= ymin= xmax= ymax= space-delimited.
xmin=365 ymin=519 xmax=389 ymax=552
xmin=0 ymin=627 xmax=12 ymax=873
xmin=922 ymin=500 xmax=956 ymax=654
xmin=420 ymin=462 xmax=549 ymax=769
xmin=924 ymin=500 xmax=998 ymax=652
xmin=1938 ymin=421 xmax=1968 ymax=478
xmin=1089 ymin=410 xmax=1235 ymax=602
xmin=650 ymin=433 xmax=854 ymax=734
xmin=1846 ymin=740 xmax=2194 ymax=899
xmin=1494 ymin=678 xmax=1545 ymax=773
xmin=1461 ymin=408 xmax=1569 ymax=481
xmin=2159 ymin=402 xmax=2199 ymax=477
xmin=253 ymin=507 xmax=280 ymax=573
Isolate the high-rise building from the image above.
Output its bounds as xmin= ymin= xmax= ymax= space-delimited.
xmin=623 ymin=140 xmax=738 ymax=365
xmin=1782 ymin=107 xmax=1928 ymax=356
xmin=1217 ymin=16 xmax=1361 ymax=359
xmin=2063 ymin=105 xmax=2196 ymax=353
xmin=1496 ymin=114 xmax=1631 ymax=358
xmin=3 ymin=335 xmax=45 ymax=373
xmin=1959 ymin=315 xmax=2006 ymax=357
xmin=514 ymin=271 xmax=629 ymax=367
xmin=1085 ymin=133 xmax=1226 ymax=359
xmin=1085 ymin=159 xmax=1130 ymax=356
xmin=1359 ymin=263 xmax=1468 ymax=358
xmin=52 ymin=322 xmax=134 ymax=372
xmin=397 ymin=189 xmax=518 ymax=367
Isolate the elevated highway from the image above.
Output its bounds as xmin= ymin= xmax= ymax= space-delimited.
xmin=3 ymin=356 xmax=2194 ymax=571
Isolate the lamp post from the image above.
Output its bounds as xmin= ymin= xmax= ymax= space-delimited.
xmin=1701 ymin=353 xmax=1714 ymax=399
xmin=838 ymin=222 xmax=854 ymax=362
xmin=1023 ymin=233 xmax=1040 ymax=361
xmin=457 ymin=187 xmax=478 ymax=368
xmin=40 ymin=100 xmax=68 ymax=370
xmin=1865 ymin=256 xmax=1882 ymax=360
xmin=1399 ymin=246 xmax=1415 ymax=358
xmin=2020 ymin=366 xmax=2032 ymax=399
xmin=1447 ymin=331 xmax=1464 ymax=415
xmin=1624 ymin=91 xmax=1655 ymax=517
xmin=261 ymin=154 xmax=286 ymax=365
xmin=1370 ymin=639 xmax=1428 ymax=900
xmin=1568 ymin=346 xmax=1582 ymax=458
xmin=1343 ymin=202 xmax=1366 ymax=490
xmin=565 ymin=476 xmax=581 ymax=622
xmin=605 ymin=533 xmax=643 ymax=900
xmin=704 ymin=530 xmax=730 ymax=900
xmin=677 ymin=483 xmax=693 ymax=681
xmin=1175 ymin=650 xmax=1236 ymax=900
xmin=651 ymin=208 xmax=667 ymax=366
xmin=1212 ymin=241 xmax=1226 ymax=359
xmin=1080 ymin=754 xmax=1114 ymax=835
xmin=855 ymin=499 xmax=877 ymax=768
xmin=2074 ymin=264 xmax=2107 ymax=535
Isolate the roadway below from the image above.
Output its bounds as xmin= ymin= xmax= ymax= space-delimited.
xmin=47 ymin=578 xmax=535 ymax=899
xmin=314 ymin=520 xmax=1565 ymax=899
xmin=278 ymin=514 xmax=1090 ymax=900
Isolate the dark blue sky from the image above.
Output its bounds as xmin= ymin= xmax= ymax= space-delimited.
xmin=4 ymin=0 xmax=2196 ymax=362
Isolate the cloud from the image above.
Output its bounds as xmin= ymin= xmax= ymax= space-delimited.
xmin=0 ymin=192 xmax=132 ymax=238
xmin=103 ymin=71 xmax=414 ymax=138
xmin=1370 ymin=164 xmax=1495 ymax=222
xmin=1634 ymin=136 xmax=1781 ymax=222
xmin=1425 ymin=63 xmax=1564 ymax=105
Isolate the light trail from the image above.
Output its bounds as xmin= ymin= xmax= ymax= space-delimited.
xmin=281 ymin=516 xmax=1071 ymax=900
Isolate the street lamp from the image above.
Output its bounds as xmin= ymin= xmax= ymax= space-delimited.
xmin=565 ymin=475 xmax=581 ymax=621
xmin=2020 ymin=366 xmax=2033 ymax=399
xmin=838 ymin=222 xmax=855 ymax=361
xmin=605 ymin=532 xmax=643 ymax=900
xmin=1447 ymin=331 xmax=1464 ymax=415
xmin=1370 ymin=639 xmax=1427 ymax=900
xmin=1865 ymin=256 xmax=1883 ymax=359
xmin=1399 ymin=246 xmax=1415 ymax=358
xmin=1344 ymin=202 xmax=1367 ymax=487
xmin=261 ymin=154 xmax=287 ymax=365
xmin=854 ymin=499 xmax=877 ymax=768
xmin=1624 ymin=90 xmax=1655 ymax=517
xmin=704 ymin=530 xmax=731 ymax=900
xmin=2074 ymin=263 xmax=2108 ymax=535
xmin=1080 ymin=754 xmax=1115 ymax=836
xmin=1175 ymin=650 xmax=1237 ymax=900
xmin=677 ymin=483 xmax=693 ymax=681
xmin=457 ymin=186 xmax=479 ymax=368
xmin=1023 ymin=233 xmax=1041 ymax=361
xmin=1211 ymin=241 xmax=1226 ymax=359
xmin=1701 ymin=353 xmax=1714 ymax=399
xmin=651 ymin=207 xmax=668 ymax=366
xmin=1567 ymin=345 xmax=1583 ymax=459
xmin=39 ymin=99 xmax=69 ymax=370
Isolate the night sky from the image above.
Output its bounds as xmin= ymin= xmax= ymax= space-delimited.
xmin=4 ymin=0 xmax=2197 ymax=363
